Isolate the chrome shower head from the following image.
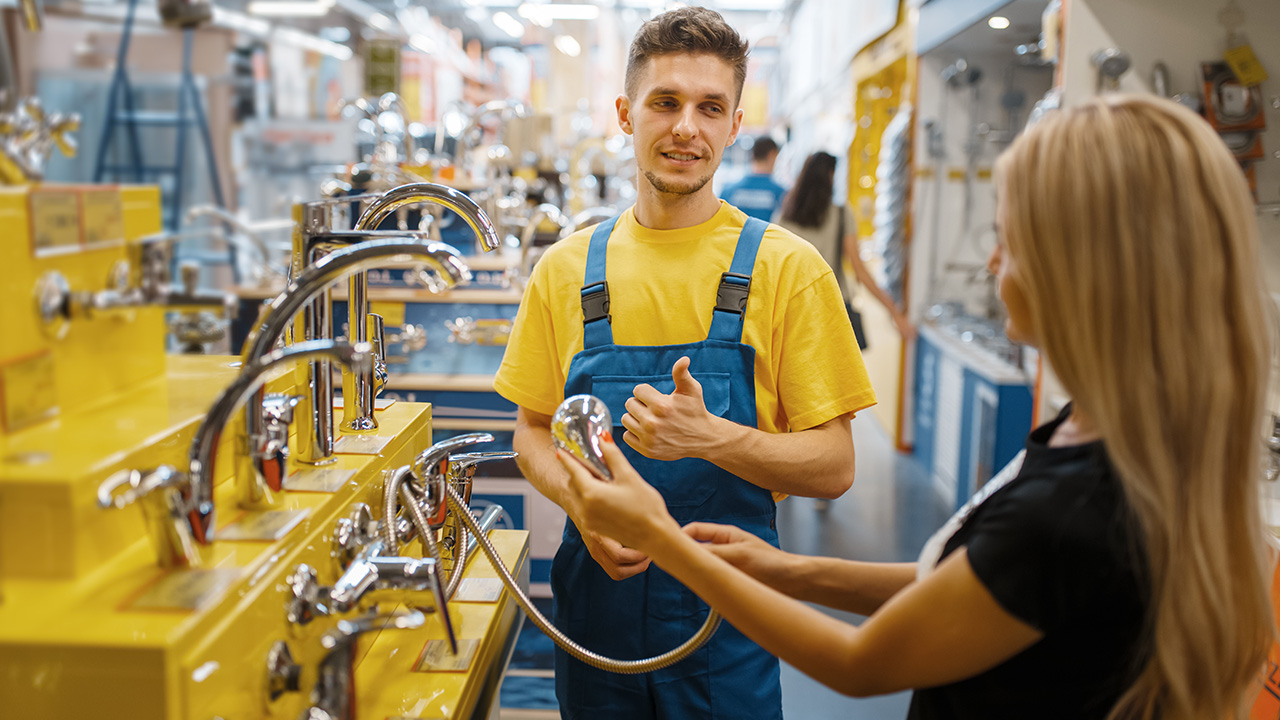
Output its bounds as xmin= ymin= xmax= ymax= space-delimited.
xmin=551 ymin=394 xmax=613 ymax=480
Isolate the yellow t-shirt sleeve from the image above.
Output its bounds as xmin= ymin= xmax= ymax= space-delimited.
xmin=494 ymin=259 xmax=566 ymax=417
xmin=775 ymin=268 xmax=877 ymax=431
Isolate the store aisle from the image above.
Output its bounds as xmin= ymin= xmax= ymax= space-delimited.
xmin=499 ymin=411 xmax=947 ymax=719
xmin=777 ymin=411 xmax=948 ymax=719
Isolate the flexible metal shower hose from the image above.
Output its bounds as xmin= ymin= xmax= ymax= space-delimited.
xmin=444 ymin=481 xmax=722 ymax=674
xmin=381 ymin=466 xmax=471 ymax=601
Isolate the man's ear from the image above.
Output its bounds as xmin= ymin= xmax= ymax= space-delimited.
xmin=725 ymin=106 xmax=744 ymax=148
xmin=616 ymin=94 xmax=633 ymax=135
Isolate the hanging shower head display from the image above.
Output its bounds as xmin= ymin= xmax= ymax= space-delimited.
xmin=1091 ymin=48 xmax=1132 ymax=93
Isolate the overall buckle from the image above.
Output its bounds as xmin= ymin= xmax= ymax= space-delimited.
xmin=714 ymin=272 xmax=751 ymax=315
xmin=581 ymin=281 xmax=611 ymax=324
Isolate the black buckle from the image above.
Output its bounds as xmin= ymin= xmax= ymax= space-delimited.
xmin=714 ymin=272 xmax=751 ymax=315
xmin=580 ymin=281 xmax=611 ymax=324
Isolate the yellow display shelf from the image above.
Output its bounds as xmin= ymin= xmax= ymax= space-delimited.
xmin=0 ymin=185 xmax=529 ymax=719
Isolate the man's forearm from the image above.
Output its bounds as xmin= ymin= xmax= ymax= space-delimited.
xmin=699 ymin=415 xmax=855 ymax=498
xmin=513 ymin=416 xmax=573 ymax=510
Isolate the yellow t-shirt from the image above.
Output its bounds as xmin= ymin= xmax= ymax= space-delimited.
xmin=494 ymin=201 xmax=876 ymax=433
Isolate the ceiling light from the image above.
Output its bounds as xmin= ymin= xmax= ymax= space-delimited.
xmin=519 ymin=3 xmax=600 ymax=24
xmin=987 ymin=16 xmax=1010 ymax=29
xmin=249 ymin=0 xmax=332 ymax=16
xmin=271 ymin=26 xmax=353 ymax=59
xmin=367 ymin=11 xmax=394 ymax=31
xmin=409 ymin=33 xmax=436 ymax=53
xmin=554 ymin=34 xmax=581 ymax=57
xmin=211 ymin=7 xmax=271 ymax=35
xmin=493 ymin=11 xmax=525 ymax=38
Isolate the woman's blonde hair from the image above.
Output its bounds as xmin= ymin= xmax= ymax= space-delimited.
xmin=995 ymin=94 xmax=1274 ymax=719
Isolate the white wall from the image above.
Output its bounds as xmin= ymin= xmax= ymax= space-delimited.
xmin=1062 ymin=0 xmax=1280 ymax=290
xmin=907 ymin=50 xmax=1054 ymax=321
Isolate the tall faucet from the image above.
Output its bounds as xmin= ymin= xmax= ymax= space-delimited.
xmin=98 ymin=340 xmax=372 ymax=566
xmin=341 ymin=183 xmax=501 ymax=434
xmin=284 ymin=184 xmax=496 ymax=465
xmin=241 ymin=238 xmax=473 ymax=494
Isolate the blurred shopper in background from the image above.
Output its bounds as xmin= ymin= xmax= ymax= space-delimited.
xmin=559 ymin=94 xmax=1275 ymax=720
xmin=720 ymin=135 xmax=787 ymax=221
xmin=777 ymin=150 xmax=912 ymax=346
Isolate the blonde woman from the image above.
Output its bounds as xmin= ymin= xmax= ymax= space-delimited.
xmin=558 ymin=94 xmax=1275 ymax=719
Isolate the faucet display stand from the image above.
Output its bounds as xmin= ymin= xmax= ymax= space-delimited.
xmin=0 ymin=184 xmax=528 ymax=719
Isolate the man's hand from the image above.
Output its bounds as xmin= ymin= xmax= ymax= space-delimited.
xmin=581 ymin=530 xmax=651 ymax=581
xmin=684 ymin=522 xmax=794 ymax=592
xmin=621 ymin=356 xmax=722 ymax=461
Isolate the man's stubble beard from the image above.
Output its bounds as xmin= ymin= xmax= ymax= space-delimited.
xmin=642 ymin=167 xmax=715 ymax=196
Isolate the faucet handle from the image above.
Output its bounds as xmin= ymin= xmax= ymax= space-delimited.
xmin=368 ymin=313 xmax=387 ymax=398
xmin=447 ymin=451 xmax=518 ymax=508
xmin=97 ymin=466 xmax=188 ymax=509
xmin=449 ymin=451 xmax=518 ymax=477
xmin=97 ymin=466 xmax=204 ymax=567
xmin=325 ymin=608 xmax=426 ymax=646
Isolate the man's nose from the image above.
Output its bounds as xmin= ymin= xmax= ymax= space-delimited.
xmin=673 ymin=106 xmax=698 ymax=140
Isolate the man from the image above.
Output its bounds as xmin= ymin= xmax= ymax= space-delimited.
xmin=720 ymin=135 xmax=787 ymax=221
xmin=493 ymin=7 xmax=876 ymax=719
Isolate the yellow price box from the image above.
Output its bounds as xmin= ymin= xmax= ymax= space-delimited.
xmin=81 ymin=188 xmax=125 ymax=248
xmin=29 ymin=189 xmax=81 ymax=255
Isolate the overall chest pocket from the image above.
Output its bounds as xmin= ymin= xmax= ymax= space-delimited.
xmin=590 ymin=372 xmax=732 ymax=509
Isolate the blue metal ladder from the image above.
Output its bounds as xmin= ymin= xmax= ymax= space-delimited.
xmin=92 ymin=0 xmax=225 ymax=231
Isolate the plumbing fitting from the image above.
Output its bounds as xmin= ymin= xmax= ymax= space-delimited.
xmin=97 ymin=340 xmax=372 ymax=566
xmin=241 ymin=237 xmax=469 ymax=489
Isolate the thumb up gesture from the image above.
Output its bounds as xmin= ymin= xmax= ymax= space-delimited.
xmin=621 ymin=356 xmax=718 ymax=461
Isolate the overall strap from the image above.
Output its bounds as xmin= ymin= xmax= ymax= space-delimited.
xmin=708 ymin=216 xmax=769 ymax=343
xmin=581 ymin=216 xmax=619 ymax=348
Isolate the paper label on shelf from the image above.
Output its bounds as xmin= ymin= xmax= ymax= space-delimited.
xmin=130 ymin=567 xmax=241 ymax=612
xmin=217 ymin=508 xmax=311 ymax=541
xmin=1225 ymin=44 xmax=1268 ymax=86
xmin=0 ymin=352 xmax=57 ymax=432
xmin=454 ymin=577 xmax=503 ymax=603
xmin=81 ymin=188 xmax=126 ymax=248
xmin=29 ymin=190 xmax=81 ymax=255
xmin=414 ymin=638 xmax=480 ymax=672
xmin=284 ymin=468 xmax=355 ymax=492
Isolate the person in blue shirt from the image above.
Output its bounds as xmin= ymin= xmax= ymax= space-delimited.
xmin=720 ymin=135 xmax=787 ymax=221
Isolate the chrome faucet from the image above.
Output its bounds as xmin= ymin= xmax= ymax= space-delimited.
xmin=313 ymin=609 xmax=425 ymax=720
xmin=341 ymin=183 xmax=501 ymax=434
xmin=97 ymin=340 xmax=372 ymax=566
xmin=241 ymin=238 xmax=472 ymax=494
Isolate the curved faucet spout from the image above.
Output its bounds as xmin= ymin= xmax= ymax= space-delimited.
xmin=352 ymin=182 xmax=502 ymax=253
xmin=239 ymin=239 xmax=469 ymax=493
xmin=188 ymin=340 xmax=374 ymax=539
xmin=243 ymin=239 xmax=468 ymax=361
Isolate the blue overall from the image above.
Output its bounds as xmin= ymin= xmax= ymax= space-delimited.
xmin=551 ymin=215 xmax=783 ymax=719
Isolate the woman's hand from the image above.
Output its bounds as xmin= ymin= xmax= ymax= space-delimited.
xmin=683 ymin=522 xmax=796 ymax=591
xmin=557 ymin=437 xmax=680 ymax=556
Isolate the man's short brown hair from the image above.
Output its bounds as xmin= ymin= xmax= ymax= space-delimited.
xmin=624 ymin=6 xmax=750 ymax=104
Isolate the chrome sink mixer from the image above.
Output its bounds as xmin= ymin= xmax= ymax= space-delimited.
xmin=283 ymin=418 xmax=721 ymax=719
xmin=96 ymin=189 xmax=489 ymax=563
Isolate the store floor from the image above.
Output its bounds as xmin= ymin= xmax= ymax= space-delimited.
xmin=498 ymin=411 xmax=949 ymax=719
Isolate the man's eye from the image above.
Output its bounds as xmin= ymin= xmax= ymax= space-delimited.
xmin=704 ymin=105 xmax=723 ymax=114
